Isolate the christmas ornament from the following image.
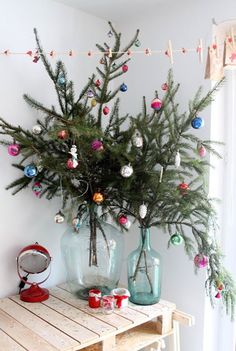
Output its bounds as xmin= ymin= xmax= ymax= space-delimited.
xmin=198 ymin=145 xmax=206 ymax=157
xmin=194 ymin=254 xmax=208 ymax=268
xmin=54 ymin=211 xmax=65 ymax=224
xmin=161 ymin=83 xmax=168 ymax=91
xmin=151 ymin=98 xmax=162 ymax=111
xmin=87 ymin=89 xmax=94 ymax=98
xmin=93 ymin=192 xmax=104 ymax=204
xmin=135 ymin=39 xmax=141 ymax=47
xmin=7 ymin=143 xmax=21 ymax=156
xmin=175 ymin=151 xmax=181 ymax=167
xmin=120 ymin=164 xmax=133 ymax=178
xmin=170 ymin=233 xmax=183 ymax=246
xmin=132 ymin=131 xmax=143 ymax=148
xmin=139 ymin=204 xmax=147 ymax=219
xmin=95 ymin=79 xmax=101 ymax=87
xmin=178 ymin=182 xmax=189 ymax=195
xmin=24 ymin=164 xmax=38 ymax=178
xmin=120 ymin=83 xmax=128 ymax=92
xmin=58 ymin=130 xmax=69 ymax=140
xmin=217 ymin=282 xmax=224 ymax=291
xmin=100 ymin=57 xmax=105 ymax=65
xmin=107 ymin=30 xmax=113 ymax=38
xmin=122 ymin=64 xmax=128 ymax=72
xmin=191 ymin=117 xmax=204 ymax=129
xmin=118 ymin=215 xmax=128 ymax=225
xmin=72 ymin=217 xmax=81 ymax=231
xmin=57 ymin=75 xmax=66 ymax=86
xmin=67 ymin=158 xmax=78 ymax=169
xmin=32 ymin=124 xmax=42 ymax=135
xmin=91 ymin=140 xmax=103 ymax=151
xmin=32 ymin=181 xmax=42 ymax=196
xmin=103 ymin=106 xmax=110 ymax=115
xmin=123 ymin=220 xmax=131 ymax=229
xmin=215 ymin=292 xmax=221 ymax=299
xmin=91 ymin=99 xmax=97 ymax=107
xmin=35 ymin=157 xmax=43 ymax=172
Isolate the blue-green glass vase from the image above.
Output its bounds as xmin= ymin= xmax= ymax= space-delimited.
xmin=61 ymin=211 xmax=124 ymax=300
xmin=128 ymin=227 xmax=162 ymax=305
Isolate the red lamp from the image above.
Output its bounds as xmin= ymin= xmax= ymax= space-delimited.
xmin=17 ymin=243 xmax=51 ymax=302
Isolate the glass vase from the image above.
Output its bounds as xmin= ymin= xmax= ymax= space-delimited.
xmin=61 ymin=210 xmax=124 ymax=300
xmin=128 ymin=227 xmax=161 ymax=305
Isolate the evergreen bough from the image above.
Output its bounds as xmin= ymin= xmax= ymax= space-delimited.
xmin=0 ymin=23 xmax=235 ymax=318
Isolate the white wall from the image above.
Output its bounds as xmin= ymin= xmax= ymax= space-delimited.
xmin=0 ymin=0 xmax=107 ymax=298
xmin=117 ymin=1 xmax=236 ymax=351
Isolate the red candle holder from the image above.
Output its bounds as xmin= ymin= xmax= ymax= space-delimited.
xmin=88 ymin=289 xmax=101 ymax=308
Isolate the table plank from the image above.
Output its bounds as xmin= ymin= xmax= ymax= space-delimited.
xmin=128 ymin=300 xmax=176 ymax=318
xmin=0 ymin=309 xmax=58 ymax=351
xmin=11 ymin=295 xmax=98 ymax=344
xmin=1 ymin=298 xmax=78 ymax=351
xmin=0 ymin=329 xmax=26 ymax=351
xmin=43 ymin=296 xmax=116 ymax=336
xmin=51 ymin=287 xmax=132 ymax=329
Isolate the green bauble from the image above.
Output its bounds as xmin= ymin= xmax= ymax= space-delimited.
xmin=170 ymin=233 xmax=183 ymax=246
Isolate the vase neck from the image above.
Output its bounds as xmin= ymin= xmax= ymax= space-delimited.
xmin=139 ymin=227 xmax=151 ymax=250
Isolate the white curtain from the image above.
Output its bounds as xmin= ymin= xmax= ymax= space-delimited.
xmin=206 ymin=69 xmax=236 ymax=351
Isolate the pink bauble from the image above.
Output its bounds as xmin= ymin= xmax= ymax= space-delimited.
xmin=122 ymin=64 xmax=128 ymax=73
xmin=91 ymin=140 xmax=103 ymax=151
xmin=66 ymin=158 xmax=78 ymax=169
xmin=215 ymin=292 xmax=221 ymax=299
xmin=151 ymin=98 xmax=162 ymax=111
xmin=161 ymin=83 xmax=168 ymax=91
xmin=194 ymin=254 xmax=208 ymax=268
xmin=198 ymin=145 xmax=206 ymax=157
xmin=103 ymin=106 xmax=110 ymax=115
xmin=118 ymin=215 xmax=128 ymax=225
xmin=8 ymin=143 xmax=21 ymax=156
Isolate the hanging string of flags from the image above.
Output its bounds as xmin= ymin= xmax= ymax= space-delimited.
xmin=0 ymin=38 xmax=204 ymax=64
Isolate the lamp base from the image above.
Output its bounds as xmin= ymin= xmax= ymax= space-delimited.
xmin=20 ymin=283 xmax=49 ymax=302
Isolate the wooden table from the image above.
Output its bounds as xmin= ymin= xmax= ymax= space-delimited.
xmin=0 ymin=284 xmax=194 ymax=351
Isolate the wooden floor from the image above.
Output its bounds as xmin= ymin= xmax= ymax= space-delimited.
xmin=0 ymin=284 xmax=193 ymax=351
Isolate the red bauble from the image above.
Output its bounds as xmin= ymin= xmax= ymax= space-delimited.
xmin=118 ymin=215 xmax=128 ymax=225
xmin=66 ymin=158 xmax=78 ymax=169
xmin=151 ymin=98 xmax=162 ymax=111
xmin=122 ymin=64 xmax=128 ymax=72
xmin=103 ymin=106 xmax=110 ymax=115
xmin=178 ymin=182 xmax=189 ymax=195
xmin=161 ymin=83 xmax=168 ymax=91
xmin=58 ymin=130 xmax=69 ymax=140
xmin=95 ymin=79 xmax=101 ymax=87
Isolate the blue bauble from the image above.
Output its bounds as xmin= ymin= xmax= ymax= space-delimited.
xmin=120 ymin=83 xmax=128 ymax=92
xmin=57 ymin=75 xmax=66 ymax=86
xmin=191 ymin=117 xmax=204 ymax=129
xmin=24 ymin=164 xmax=38 ymax=178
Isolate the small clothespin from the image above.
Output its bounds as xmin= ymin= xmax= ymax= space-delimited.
xmin=213 ymin=36 xmax=219 ymax=58
xmin=26 ymin=50 xmax=33 ymax=56
xmin=108 ymin=48 xmax=112 ymax=58
xmin=197 ymin=39 xmax=203 ymax=63
xmin=4 ymin=49 xmax=10 ymax=56
xmin=159 ymin=166 xmax=164 ymax=183
xmin=167 ymin=40 xmax=174 ymax=64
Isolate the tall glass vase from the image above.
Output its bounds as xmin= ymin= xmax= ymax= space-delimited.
xmin=61 ymin=209 xmax=124 ymax=300
xmin=128 ymin=227 xmax=161 ymax=305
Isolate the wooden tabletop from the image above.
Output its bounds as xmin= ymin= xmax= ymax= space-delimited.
xmin=0 ymin=284 xmax=176 ymax=351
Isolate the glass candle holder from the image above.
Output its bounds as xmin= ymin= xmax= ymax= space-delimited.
xmin=102 ymin=295 xmax=115 ymax=314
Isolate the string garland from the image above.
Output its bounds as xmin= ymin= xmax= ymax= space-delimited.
xmin=0 ymin=39 xmax=204 ymax=64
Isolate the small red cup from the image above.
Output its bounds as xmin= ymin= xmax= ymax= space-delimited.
xmin=88 ymin=289 xmax=101 ymax=308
